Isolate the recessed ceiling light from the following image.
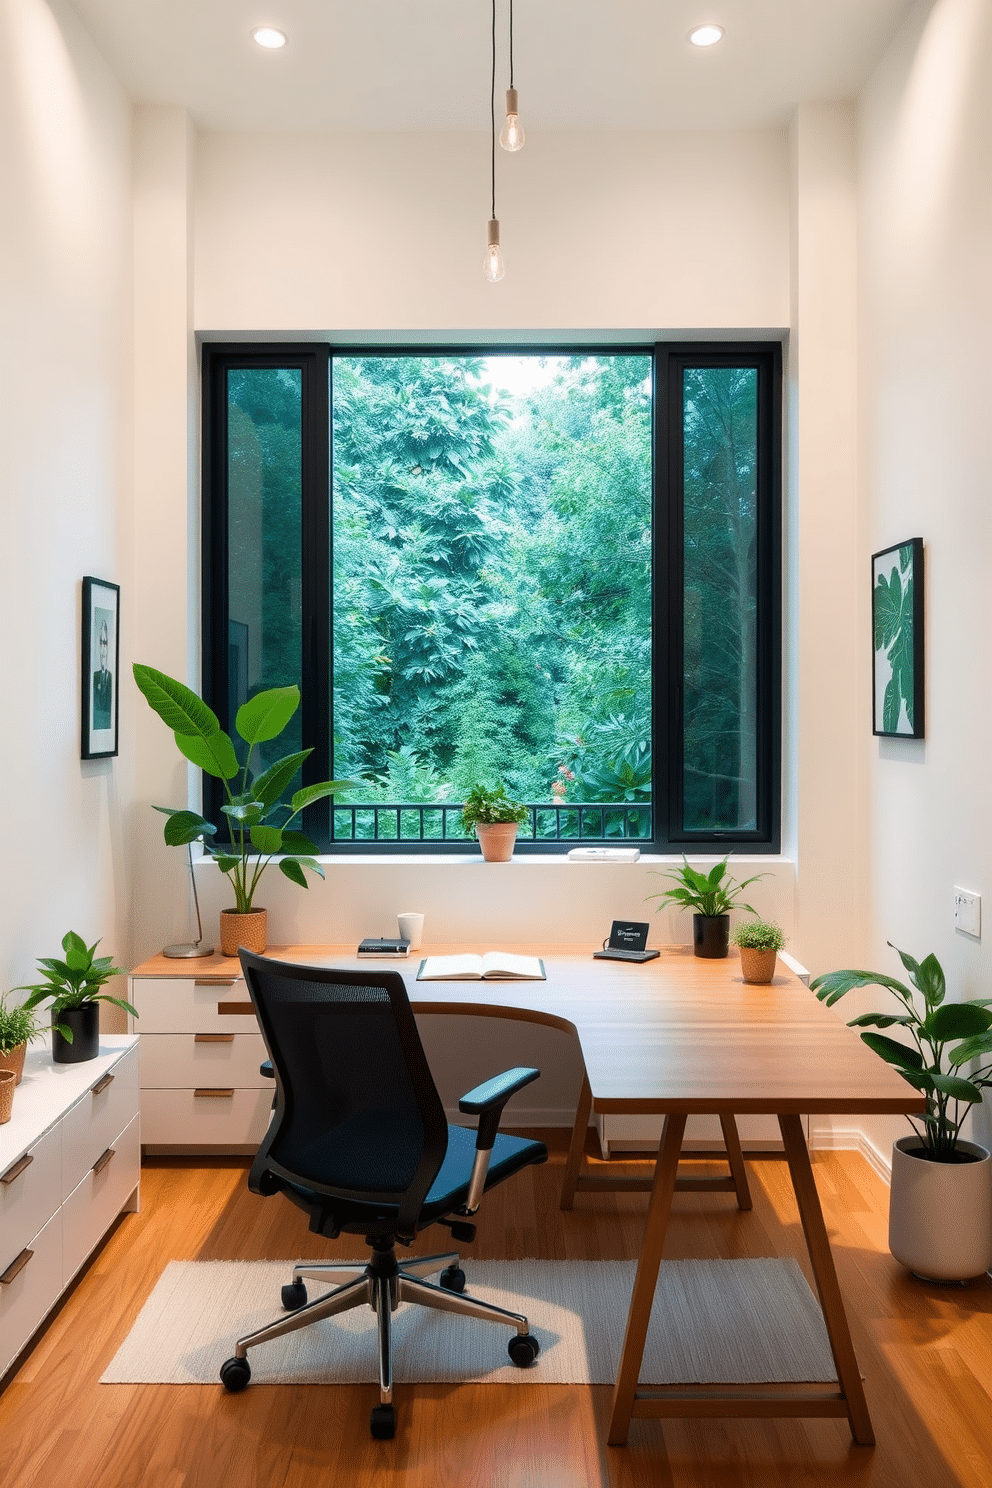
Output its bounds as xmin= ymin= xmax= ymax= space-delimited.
xmin=251 ymin=26 xmax=288 ymax=50
xmin=688 ymin=24 xmax=724 ymax=48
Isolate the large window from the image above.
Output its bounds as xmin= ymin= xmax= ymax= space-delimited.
xmin=203 ymin=343 xmax=780 ymax=853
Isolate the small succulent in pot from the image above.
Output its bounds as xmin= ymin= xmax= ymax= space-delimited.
xmin=0 ymin=991 xmax=43 ymax=1084
xmin=731 ymin=919 xmax=787 ymax=953
xmin=731 ymin=919 xmax=786 ymax=985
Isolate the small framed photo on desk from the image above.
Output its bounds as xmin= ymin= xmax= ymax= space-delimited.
xmin=593 ymin=921 xmax=660 ymax=963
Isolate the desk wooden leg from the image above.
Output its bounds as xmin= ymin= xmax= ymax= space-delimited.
xmin=560 ymin=1073 xmax=593 ymax=1210
xmin=607 ymin=1112 xmax=687 ymax=1446
xmin=719 ymin=1113 xmax=753 ymax=1211
xmin=778 ymin=1113 xmax=875 ymax=1447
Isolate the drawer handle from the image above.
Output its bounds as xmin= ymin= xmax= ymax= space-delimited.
xmin=194 ymin=1033 xmax=236 ymax=1044
xmin=0 ymin=1153 xmax=34 ymax=1187
xmin=194 ymin=1088 xmax=235 ymax=1099
xmin=217 ymin=1001 xmax=254 ymax=1017
xmin=91 ymin=1073 xmax=115 ymax=1096
xmin=195 ymin=977 xmax=237 ymax=987
xmin=0 ymin=1248 xmax=34 ymax=1286
xmin=92 ymin=1147 xmax=115 ymax=1176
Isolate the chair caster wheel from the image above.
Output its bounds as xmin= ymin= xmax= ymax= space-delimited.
xmin=281 ymin=1280 xmax=308 ymax=1310
xmin=220 ymin=1356 xmax=251 ymax=1392
xmin=507 ymin=1332 xmax=540 ymax=1367
xmin=370 ymin=1403 xmax=396 ymax=1439
xmin=439 ymin=1265 xmax=466 ymax=1293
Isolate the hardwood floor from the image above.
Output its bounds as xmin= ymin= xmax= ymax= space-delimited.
xmin=1 ymin=1134 xmax=990 ymax=1488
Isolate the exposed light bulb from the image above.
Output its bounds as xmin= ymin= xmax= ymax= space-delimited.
xmin=483 ymin=219 xmax=505 ymax=283
xmin=499 ymin=88 xmax=525 ymax=151
xmin=251 ymin=26 xmax=288 ymax=49
xmin=688 ymin=24 xmax=724 ymax=47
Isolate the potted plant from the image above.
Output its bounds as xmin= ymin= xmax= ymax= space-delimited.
xmin=648 ymin=856 xmax=766 ymax=958
xmin=811 ymin=944 xmax=992 ymax=1281
xmin=0 ymin=991 xmax=42 ymax=1085
xmin=134 ymin=665 xmax=351 ymax=955
xmin=461 ymin=784 xmax=529 ymax=863
xmin=731 ymin=919 xmax=786 ymax=984
xmin=16 ymin=932 xmax=135 ymax=1065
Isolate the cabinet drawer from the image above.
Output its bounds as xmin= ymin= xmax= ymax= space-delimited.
xmin=61 ymin=1044 xmax=139 ymax=1198
xmin=0 ymin=1208 xmax=63 ymax=1380
xmin=139 ymin=1087 xmax=273 ymax=1148
xmin=139 ymin=1033 xmax=270 ymax=1089
xmin=130 ymin=978 xmax=256 ymax=1033
xmin=61 ymin=1114 xmax=141 ymax=1285
xmin=0 ymin=1125 xmax=61 ymax=1274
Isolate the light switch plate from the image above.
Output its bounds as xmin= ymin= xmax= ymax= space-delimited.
xmin=953 ymin=888 xmax=981 ymax=938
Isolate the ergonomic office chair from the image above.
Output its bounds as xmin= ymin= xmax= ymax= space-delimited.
xmin=220 ymin=951 xmax=548 ymax=1438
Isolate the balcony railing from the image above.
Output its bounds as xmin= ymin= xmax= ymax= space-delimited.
xmin=331 ymin=801 xmax=651 ymax=845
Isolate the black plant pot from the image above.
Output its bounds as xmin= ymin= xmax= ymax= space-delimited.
xmin=52 ymin=1001 xmax=100 ymax=1064
xmin=692 ymin=914 xmax=730 ymax=959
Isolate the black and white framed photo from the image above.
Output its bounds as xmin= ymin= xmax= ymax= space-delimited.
xmin=872 ymin=538 xmax=924 ymax=738
xmin=81 ymin=576 xmax=119 ymax=758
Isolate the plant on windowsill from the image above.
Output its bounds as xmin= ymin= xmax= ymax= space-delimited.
xmin=461 ymin=784 xmax=529 ymax=863
xmin=134 ymin=664 xmax=352 ymax=957
xmin=0 ymin=991 xmax=43 ymax=1086
xmin=647 ymin=856 xmax=767 ymax=959
xmin=16 ymin=932 xmax=134 ymax=1066
xmin=730 ymin=919 xmax=787 ymax=984
xmin=811 ymin=944 xmax=992 ymax=1281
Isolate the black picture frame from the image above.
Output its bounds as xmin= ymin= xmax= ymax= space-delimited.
xmin=872 ymin=538 xmax=924 ymax=738
xmin=81 ymin=576 xmax=120 ymax=758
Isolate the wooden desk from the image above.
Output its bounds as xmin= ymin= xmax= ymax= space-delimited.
xmin=131 ymin=943 xmax=924 ymax=1447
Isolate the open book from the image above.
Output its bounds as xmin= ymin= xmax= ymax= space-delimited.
xmin=416 ymin=952 xmax=546 ymax=982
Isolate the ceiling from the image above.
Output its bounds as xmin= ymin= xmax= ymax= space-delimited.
xmin=67 ymin=0 xmax=915 ymax=134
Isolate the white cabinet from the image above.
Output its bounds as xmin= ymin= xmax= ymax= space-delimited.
xmin=129 ymin=969 xmax=271 ymax=1153
xmin=0 ymin=1038 xmax=140 ymax=1379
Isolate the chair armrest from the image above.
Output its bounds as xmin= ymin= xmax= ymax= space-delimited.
xmin=457 ymin=1066 xmax=539 ymax=1214
xmin=459 ymin=1066 xmax=539 ymax=1150
xmin=260 ymin=1060 xmax=274 ymax=1078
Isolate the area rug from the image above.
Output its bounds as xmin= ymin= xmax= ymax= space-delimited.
xmin=101 ymin=1257 xmax=836 ymax=1387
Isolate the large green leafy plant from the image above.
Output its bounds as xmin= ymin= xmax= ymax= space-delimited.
xmin=648 ymin=856 xmax=766 ymax=919
xmin=811 ymin=945 xmax=992 ymax=1160
xmin=18 ymin=932 xmax=134 ymax=1043
xmin=134 ymin=665 xmax=349 ymax=913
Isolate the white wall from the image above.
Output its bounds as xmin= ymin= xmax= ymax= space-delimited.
xmin=0 ymin=0 xmax=133 ymax=995
xmin=857 ymin=0 xmax=992 ymax=1160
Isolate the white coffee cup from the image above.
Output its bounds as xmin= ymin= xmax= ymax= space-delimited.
xmin=397 ymin=912 xmax=425 ymax=950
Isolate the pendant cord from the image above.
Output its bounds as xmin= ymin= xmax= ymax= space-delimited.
xmin=509 ymin=0 xmax=515 ymax=88
xmin=491 ymin=0 xmax=497 ymax=220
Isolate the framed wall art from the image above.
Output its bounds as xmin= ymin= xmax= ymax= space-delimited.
xmin=81 ymin=576 xmax=120 ymax=758
xmin=872 ymin=538 xmax=923 ymax=738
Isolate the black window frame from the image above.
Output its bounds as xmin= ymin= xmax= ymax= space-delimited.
xmin=201 ymin=339 xmax=781 ymax=855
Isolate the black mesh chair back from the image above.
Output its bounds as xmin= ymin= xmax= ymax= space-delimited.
xmin=239 ymin=950 xmax=449 ymax=1235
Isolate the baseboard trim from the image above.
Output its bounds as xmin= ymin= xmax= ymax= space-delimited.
xmin=809 ymin=1125 xmax=892 ymax=1183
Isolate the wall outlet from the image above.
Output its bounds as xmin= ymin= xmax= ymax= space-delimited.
xmin=953 ymin=887 xmax=981 ymax=938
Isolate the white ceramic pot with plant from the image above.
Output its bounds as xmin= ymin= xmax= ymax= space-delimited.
xmin=731 ymin=919 xmax=786 ymax=984
xmin=647 ymin=857 xmax=767 ymax=959
xmin=461 ymin=784 xmax=529 ymax=863
xmin=134 ymin=666 xmax=351 ymax=956
xmin=812 ymin=944 xmax=992 ymax=1282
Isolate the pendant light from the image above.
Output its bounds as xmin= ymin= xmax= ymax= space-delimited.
xmin=499 ymin=0 xmax=525 ymax=151
xmin=484 ymin=0 xmax=505 ymax=281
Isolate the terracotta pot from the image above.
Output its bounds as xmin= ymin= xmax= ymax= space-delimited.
xmin=0 ymin=1042 xmax=27 ymax=1086
xmin=0 ymin=1069 xmax=14 ymax=1124
xmin=52 ymin=1002 xmax=100 ymax=1064
xmin=888 ymin=1135 xmax=992 ymax=1282
xmin=739 ymin=947 xmax=777 ymax=984
xmin=474 ymin=823 xmax=519 ymax=863
xmin=692 ymin=914 xmax=730 ymax=958
xmin=220 ymin=908 xmax=268 ymax=957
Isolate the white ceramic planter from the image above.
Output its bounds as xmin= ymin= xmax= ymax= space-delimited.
xmin=888 ymin=1135 xmax=992 ymax=1282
